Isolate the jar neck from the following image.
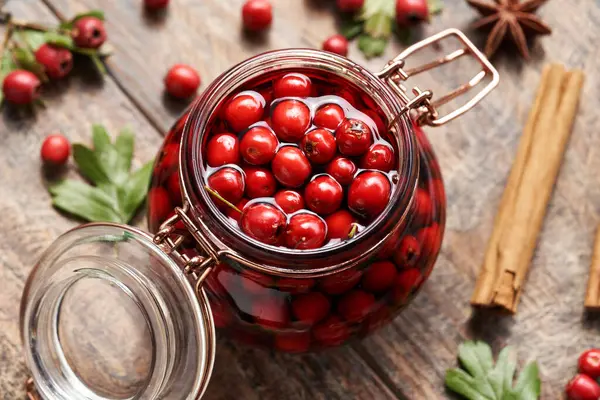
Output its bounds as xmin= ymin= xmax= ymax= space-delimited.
xmin=181 ymin=49 xmax=419 ymax=277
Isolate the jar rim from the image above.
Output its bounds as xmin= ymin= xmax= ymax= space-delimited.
xmin=180 ymin=49 xmax=418 ymax=276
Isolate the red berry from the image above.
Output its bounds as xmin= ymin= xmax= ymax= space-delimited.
xmin=164 ymin=64 xmax=201 ymax=99
xmin=322 ymin=34 xmax=349 ymax=56
xmin=207 ymin=167 xmax=245 ymax=207
xmin=272 ymin=147 xmax=312 ymax=188
xmin=393 ymin=268 xmax=422 ymax=302
xmin=336 ymin=0 xmax=364 ymax=13
xmin=41 ymin=134 xmax=70 ymax=165
xmin=274 ymin=190 xmax=305 ymax=213
xmin=34 ymin=44 xmax=73 ymax=79
xmin=313 ymin=315 xmax=349 ymax=347
xmin=274 ymin=331 xmax=311 ymax=353
xmin=336 ymin=118 xmax=373 ymax=156
xmin=579 ymin=349 xmax=600 ymax=379
xmin=271 ymin=100 xmax=311 ymax=142
xmin=566 ymin=374 xmax=600 ymax=400
xmin=243 ymin=166 xmax=277 ymax=198
xmin=325 ymin=210 xmax=357 ymax=241
xmin=304 ymin=175 xmax=343 ymax=215
xmin=414 ymin=188 xmax=432 ymax=225
xmin=2 ymin=70 xmax=41 ymax=105
xmin=360 ymin=144 xmax=395 ymax=172
xmin=148 ymin=187 xmax=173 ymax=226
xmin=159 ymin=143 xmax=180 ymax=171
xmin=301 ymin=128 xmax=337 ymax=164
xmin=291 ymin=292 xmax=331 ymax=324
xmin=394 ymin=235 xmax=421 ymax=268
xmin=320 ymin=268 xmax=362 ymax=294
xmin=277 ymin=277 xmax=315 ymax=294
xmin=337 ymin=88 xmax=360 ymax=107
xmin=226 ymin=198 xmax=249 ymax=223
xmin=240 ymin=126 xmax=279 ymax=165
xmin=206 ymin=133 xmax=240 ymax=167
xmin=284 ymin=213 xmax=327 ymax=250
xmin=362 ymin=261 xmax=397 ymax=293
xmin=326 ymin=156 xmax=357 ymax=185
xmin=395 ymin=0 xmax=430 ymax=27
xmin=166 ymin=171 xmax=182 ymax=206
xmin=144 ymin=0 xmax=169 ymax=9
xmin=416 ymin=223 xmax=440 ymax=260
xmin=337 ymin=290 xmax=375 ymax=322
xmin=240 ymin=269 xmax=274 ymax=295
xmin=224 ymin=91 xmax=265 ymax=132
xmin=72 ymin=16 xmax=107 ymax=49
xmin=240 ymin=202 xmax=286 ymax=245
xmin=242 ymin=0 xmax=273 ymax=32
xmin=348 ymin=171 xmax=391 ymax=218
xmin=274 ymin=73 xmax=312 ymax=98
xmin=314 ymin=103 xmax=345 ymax=130
xmin=252 ymin=297 xmax=289 ymax=329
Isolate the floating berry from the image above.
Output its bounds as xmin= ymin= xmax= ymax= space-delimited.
xmin=360 ymin=144 xmax=395 ymax=172
xmin=313 ymin=315 xmax=349 ymax=347
xmin=291 ymin=292 xmax=331 ymax=325
xmin=206 ymin=133 xmax=240 ymax=167
xmin=414 ymin=188 xmax=432 ymax=225
xmin=314 ymin=103 xmax=345 ymax=130
xmin=394 ymin=235 xmax=421 ymax=268
xmin=41 ymin=134 xmax=70 ymax=166
xmin=148 ymin=187 xmax=173 ymax=226
xmin=393 ymin=268 xmax=422 ymax=302
xmin=320 ymin=268 xmax=362 ymax=294
xmin=348 ymin=171 xmax=391 ymax=218
xmin=240 ymin=126 xmax=279 ymax=165
xmin=362 ymin=261 xmax=397 ymax=293
xmin=274 ymin=331 xmax=311 ymax=353
xmin=164 ymin=64 xmax=201 ymax=99
xmin=2 ymin=70 xmax=41 ymax=105
xmin=578 ymin=349 xmax=600 ymax=379
xmin=277 ymin=277 xmax=315 ymax=294
xmin=322 ymin=34 xmax=349 ymax=56
xmin=336 ymin=118 xmax=373 ymax=156
xmin=160 ymin=143 xmax=180 ymax=171
xmin=566 ymin=374 xmax=600 ymax=400
xmin=337 ymin=290 xmax=375 ymax=323
xmin=274 ymin=189 xmax=305 ymax=213
xmin=207 ymin=167 xmax=245 ymax=207
xmin=240 ymin=203 xmax=286 ymax=245
xmin=34 ymin=44 xmax=73 ymax=79
xmin=252 ymin=297 xmax=289 ymax=329
xmin=416 ymin=223 xmax=439 ymax=260
xmin=166 ymin=172 xmax=182 ymax=206
xmin=243 ymin=166 xmax=277 ymax=198
xmin=240 ymin=269 xmax=274 ymax=296
xmin=336 ymin=0 xmax=364 ymax=13
xmin=395 ymin=0 xmax=430 ymax=27
xmin=242 ymin=0 xmax=273 ymax=32
xmin=326 ymin=156 xmax=357 ymax=185
xmin=284 ymin=213 xmax=327 ymax=250
xmin=224 ymin=91 xmax=265 ymax=132
xmin=301 ymin=128 xmax=337 ymax=164
xmin=304 ymin=175 xmax=343 ymax=215
xmin=272 ymin=146 xmax=312 ymax=187
xmin=274 ymin=73 xmax=312 ymax=98
xmin=144 ymin=0 xmax=169 ymax=9
xmin=72 ymin=16 xmax=107 ymax=49
xmin=325 ymin=210 xmax=357 ymax=241
xmin=226 ymin=198 xmax=249 ymax=223
xmin=271 ymin=99 xmax=311 ymax=142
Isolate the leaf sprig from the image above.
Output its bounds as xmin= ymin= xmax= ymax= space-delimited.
xmin=445 ymin=341 xmax=541 ymax=400
xmin=341 ymin=0 xmax=444 ymax=59
xmin=48 ymin=125 xmax=154 ymax=224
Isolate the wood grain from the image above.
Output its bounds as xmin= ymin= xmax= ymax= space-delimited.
xmin=2 ymin=0 xmax=600 ymax=398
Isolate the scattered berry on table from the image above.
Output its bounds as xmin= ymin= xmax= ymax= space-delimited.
xmin=395 ymin=0 xmax=430 ymax=27
xmin=164 ymin=64 xmax=201 ymax=99
xmin=242 ymin=0 xmax=273 ymax=32
xmin=578 ymin=349 xmax=600 ymax=379
xmin=2 ymin=70 xmax=41 ymax=105
xmin=144 ymin=0 xmax=170 ymax=9
xmin=72 ymin=16 xmax=107 ymax=49
xmin=565 ymin=374 xmax=600 ymax=400
xmin=41 ymin=134 xmax=71 ymax=166
xmin=34 ymin=44 xmax=73 ymax=79
xmin=322 ymin=34 xmax=349 ymax=56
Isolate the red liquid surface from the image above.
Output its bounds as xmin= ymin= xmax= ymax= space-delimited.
xmin=149 ymin=71 xmax=445 ymax=351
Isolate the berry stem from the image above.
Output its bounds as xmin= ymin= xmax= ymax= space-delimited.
xmin=204 ymin=185 xmax=243 ymax=214
xmin=348 ymin=223 xmax=358 ymax=239
xmin=0 ymin=18 xmax=13 ymax=61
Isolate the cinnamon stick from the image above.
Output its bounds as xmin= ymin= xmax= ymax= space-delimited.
xmin=471 ymin=64 xmax=585 ymax=313
xmin=585 ymin=226 xmax=600 ymax=310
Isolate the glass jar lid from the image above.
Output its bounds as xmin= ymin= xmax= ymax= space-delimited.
xmin=20 ymin=223 xmax=215 ymax=400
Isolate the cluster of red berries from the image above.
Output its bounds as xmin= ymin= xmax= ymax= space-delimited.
xmin=2 ymin=16 xmax=107 ymax=106
xmin=566 ymin=349 xmax=600 ymax=400
xmin=203 ymin=72 xmax=397 ymax=250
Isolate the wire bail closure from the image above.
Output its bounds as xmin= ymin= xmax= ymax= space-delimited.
xmin=376 ymin=28 xmax=499 ymax=127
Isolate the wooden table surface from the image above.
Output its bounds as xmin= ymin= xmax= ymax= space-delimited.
xmin=1 ymin=0 xmax=599 ymax=398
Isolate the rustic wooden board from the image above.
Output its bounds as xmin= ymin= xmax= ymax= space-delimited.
xmin=2 ymin=0 xmax=600 ymax=398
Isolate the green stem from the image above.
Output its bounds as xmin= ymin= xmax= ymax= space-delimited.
xmin=348 ymin=223 xmax=358 ymax=239
xmin=204 ymin=185 xmax=242 ymax=214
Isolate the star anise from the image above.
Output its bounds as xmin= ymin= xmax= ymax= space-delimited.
xmin=466 ymin=0 xmax=552 ymax=60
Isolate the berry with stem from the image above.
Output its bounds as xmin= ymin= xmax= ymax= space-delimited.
xmin=34 ymin=44 xmax=73 ymax=79
xmin=72 ymin=16 xmax=107 ymax=49
xmin=2 ymin=70 xmax=41 ymax=105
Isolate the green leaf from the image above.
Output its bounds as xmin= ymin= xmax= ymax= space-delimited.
xmin=72 ymin=144 xmax=111 ymax=185
xmin=11 ymin=47 xmax=47 ymax=81
xmin=428 ymin=0 xmax=444 ymax=15
xmin=60 ymin=10 xmax=105 ymax=30
xmin=92 ymin=124 xmax=112 ymax=152
xmin=363 ymin=11 xmax=392 ymax=38
xmin=89 ymin=53 xmax=107 ymax=74
xmin=340 ymin=18 xmax=364 ymax=40
xmin=357 ymin=34 xmax=387 ymax=58
xmin=44 ymin=31 xmax=75 ymax=49
xmin=19 ymin=30 xmax=48 ymax=51
xmin=115 ymin=128 xmax=135 ymax=175
xmin=119 ymin=161 xmax=154 ymax=221
xmin=0 ymin=52 xmax=19 ymax=104
xmin=445 ymin=341 xmax=542 ymax=400
xmin=49 ymin=180 xmax=122 ymax=223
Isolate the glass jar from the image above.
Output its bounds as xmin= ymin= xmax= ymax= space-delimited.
xmin=21 ymin=29 xmax=498 ymax=399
